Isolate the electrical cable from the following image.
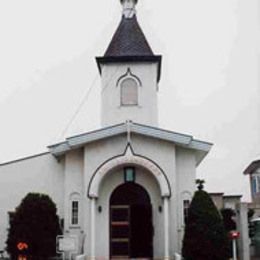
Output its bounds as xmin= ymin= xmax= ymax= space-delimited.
xmin=56 ymin=65 xmax=120 ymax=141
xmin=59 ymin=74 xmax=99 ymax=140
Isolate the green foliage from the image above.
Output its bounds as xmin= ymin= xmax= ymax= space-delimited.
xmin=220 ymin=208 xmax=236 ymax=258
xmin=182 ymin=189 xmax=229 ymax=260
xmin=248 ymin=208 xmax=255 ymax=221
xmin=221 ymin=208 xmax=236 ymax=232
xmin=6 ymin=193 xmax=61 ymax=259
xmin=248 ymin=209 xmax=255 ymax=238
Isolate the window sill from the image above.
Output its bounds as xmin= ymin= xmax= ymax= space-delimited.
xmin=69 ymin=225 xmax=81 ymax=229
xmin=118 ymin=105 xmax=142 ymax=109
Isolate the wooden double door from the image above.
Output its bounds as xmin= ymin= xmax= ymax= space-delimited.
xmin=110 ymin=183 xmax=153 ymax=259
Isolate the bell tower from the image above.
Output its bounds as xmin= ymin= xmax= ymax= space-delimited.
xmin=96 ymin=0 xmax=162 ymax=127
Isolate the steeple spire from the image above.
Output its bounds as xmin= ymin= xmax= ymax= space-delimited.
xmin=120 ymin=0 xmax=138 ymax=18
xmin=103 ymin=0 xmax=154 ymax=58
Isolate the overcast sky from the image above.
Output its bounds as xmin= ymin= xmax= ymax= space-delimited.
xmin=0 ymin=0 xmax=259 ymax=201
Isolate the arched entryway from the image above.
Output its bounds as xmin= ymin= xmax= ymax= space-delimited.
xmin=110 ymin=182 xmax=153 ymax=259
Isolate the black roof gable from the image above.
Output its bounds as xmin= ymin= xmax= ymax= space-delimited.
xmin=104 ymin=15 xmax=154 ymax=57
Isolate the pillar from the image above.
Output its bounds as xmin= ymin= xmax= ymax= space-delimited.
xmin=236 ymin=203 xmax=250 ymax=260
xmin=164 ymin=197 xmax=170 ymax=259
xmin=90 ymin=198 xmax=96 ymax=259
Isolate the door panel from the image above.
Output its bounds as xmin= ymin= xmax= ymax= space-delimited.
xmin=110 ymin=206 xmax=130 ymax=258
xmin=131 ymin=204 xmax=153 ymax=258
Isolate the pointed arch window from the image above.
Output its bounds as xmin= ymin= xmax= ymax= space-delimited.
xmin=121 ymin=78 xmax=138 ymax=106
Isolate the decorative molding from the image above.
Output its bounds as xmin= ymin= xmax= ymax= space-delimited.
xmin=181 ymin=191 xmax=192 ymax=200
xmin=69 ymin=192 xmax=81 ymax=199
xmin=116 ymin=68 xmax=142 ymax=87
xmin=87 ymin=143 xmax=171 ymax=199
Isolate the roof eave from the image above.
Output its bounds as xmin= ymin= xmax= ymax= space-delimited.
xmin=189 ymin=140 xmax=212 ymax=166
xmin=96 ymin=55 xmax=162 ymax=82
xmin=223 ymin=195 xmax=243 ymax=199
xmin=48 ymin=122 xmax=213 ymax=165
xmin=244 ymin=160 xmax=260 ymax=175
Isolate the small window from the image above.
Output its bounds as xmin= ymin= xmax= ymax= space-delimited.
xmin=121 ymin=78 xmax=138 ymax=106
xmin=183 ymin=200 xmax=190 ymax=224
xmin=257 ymin=176 xmax=260 ymax=192
xmin=71 ymin=201 xmax=79 ymax=225
xmin=69 ymin=192 xmax=80 ymax=226
xmin=252 ymin=176 xmax=260 ymax=195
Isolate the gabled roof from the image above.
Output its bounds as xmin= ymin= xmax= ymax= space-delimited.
xmin=48 ymin=122 xmax=213 ymax=166
xmin=244 ymin=160 xmax=260 ymax=175
xmin=104 ymin=15 xmax=154 ymax=57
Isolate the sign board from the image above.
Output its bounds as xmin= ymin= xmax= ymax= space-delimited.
xmin=17 ymin=242 xmax=28 ymax=251
xmin=57 ymin=235 xmax=78 ymax=253
xmin=229 ymin=230 xmax=240 ymax=240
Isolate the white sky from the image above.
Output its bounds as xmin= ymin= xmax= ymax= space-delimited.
xmin=0 ymin=0 xmax=259 ymax=201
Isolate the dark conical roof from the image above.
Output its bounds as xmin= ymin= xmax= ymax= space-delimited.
xmin=104 ymin=15 xmax=154 ymax=57
xmin=96 ymin=13 xmax=162 ymax=82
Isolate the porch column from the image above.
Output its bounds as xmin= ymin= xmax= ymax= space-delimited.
xmin=164 ymin=197 xmax=170 ymax=259
xmin=90 ymin=198 xmax=96 ymax=259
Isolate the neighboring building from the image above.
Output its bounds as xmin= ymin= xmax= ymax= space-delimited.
xmin=209 ymin=193 xmax=225 ymax=210
xmin=209 ymin=193 xmax=242 ymax=211
xmin=224 ymin=195 xmax=243 ymax=210
xmin=0 ymin=1 xmax=212 ymax=258
xmin=244 ymin=160 xmax=260 ymax=203
xmin=244 ymin=160 xmax=260 ymax=217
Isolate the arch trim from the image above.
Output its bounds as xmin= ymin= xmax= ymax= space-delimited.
xmin=87 ymin=144 xmax=171 ymax=198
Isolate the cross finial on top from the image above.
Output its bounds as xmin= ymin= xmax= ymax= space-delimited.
xmin=120 ymin=0 xmax=138 ymax=18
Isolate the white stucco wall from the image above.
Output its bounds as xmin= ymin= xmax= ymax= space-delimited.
xmin=175 ymin=147 xmax=197 ymax=253
xmin=0 ymin=153 xmax=64 ymax=251
xmin=63 ymin=149 xmax=85 ymax=254
xmin=100 ymin=62 xmax=159 ymax=127
xmin=64 ymin=149 xmax=84 ymax=232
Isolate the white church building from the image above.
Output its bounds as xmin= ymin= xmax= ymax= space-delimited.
xmin=0 ymin=0 xmax=212 ymax=258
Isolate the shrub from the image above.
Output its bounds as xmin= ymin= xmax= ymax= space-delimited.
xmin=221 ymin=208 xmax=236 ymax=257
xmin=182 ymin=187 xmax=229 ymax=260
xmin=221 ymin=208 xmax=236 ymax=232
xmin=6 ymin=193 xmax=61 ymax=259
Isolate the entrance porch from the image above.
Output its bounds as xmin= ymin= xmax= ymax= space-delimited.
xmin=86 ymin=150 xmax=171 ymax=259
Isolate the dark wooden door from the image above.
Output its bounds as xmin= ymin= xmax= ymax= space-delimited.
xmin=130 ymin=204 xmax=153 ymax=258
xmin=110 ymin=183 xmax=153 ymax=259
xmin=110 ymin=205 xmax=130 ymax=258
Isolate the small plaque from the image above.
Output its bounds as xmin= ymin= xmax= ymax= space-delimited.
xmin=57 ymin=235 xmax=78 ymax=253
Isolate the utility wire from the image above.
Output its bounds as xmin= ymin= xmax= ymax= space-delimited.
xmin=101 ymin=66 xmax=120 ymax=94
xmin=57 ymin=65 xmax=120 ymax=141
xmin=59 ymin=74 xmax=99 ymax=140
